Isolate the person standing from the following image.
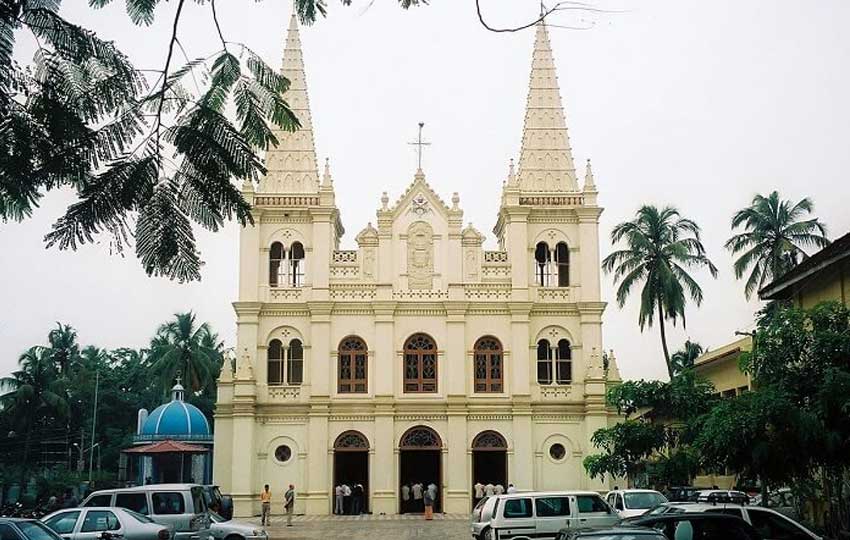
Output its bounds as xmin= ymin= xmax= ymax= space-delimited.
xmin=401 ymin=483 xmax=411 ymax=513
xmin=473 ymin=482 xmax=485 ymax=506
xmin=260 ymin=485 xmax=272 ymax=526
xmin=342 ymin=483 xmax=352 ymax=514
xmin=334 ymin=485 xmax=344 ymax=515
xmin=412 ymin=481 xmax=424 ymax=512
xmin=352 ymin=483 xmax=363 ymax=515
xmin=284 ymin=484 xmax=295 ymax=527
xmin=427 ymin=482 xmax=438 ymax=513
xmin=484 ymin=482 xmax=495 ymax=498
xmin=495 ymin=483 xmax=504 ymax=496
xmin=506 ymin=484 xmax=517 ymax=494
xmin=423 ymin=483 xmax=434 ymax=520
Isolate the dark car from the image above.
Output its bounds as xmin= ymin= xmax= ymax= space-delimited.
xmin=665 ymin=487 xmax=705 ymax=503
xmin=557 ymin=526 xmax=668 ymax=540
xmin=628 ymin=512 xmax=761 ymax=540
xmin=200 ymin=486 xmax=232 ymax=521
xmin=0 ymin=518 xmax=65 ymax=540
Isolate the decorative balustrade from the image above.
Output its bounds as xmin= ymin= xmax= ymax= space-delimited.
xmin=464 ymin=284 xmax=512 ymax=301
xmin=536 ymin=287 xmax=574 ymax=302
xmin=254 ymin=195 xmax=320 ymax=206
xmin=392 ymin=289 xmax=449 ymax=301
xmin=539 ymin=385 xmax=572 ymax=400
xmin=332 ymin=250 xmax=358 ymax=264
xmin=483 ymin=251 xmax=509 ymax=263
xmin=329 ymin=284 xmax=376 ymax=301
xmin=519 ymin=195 xmax=584 ymax=206
xmin=267 ymin=386 xmax=301 ymax=401
xmin=268 ymin=287 xmax=304 ymax=302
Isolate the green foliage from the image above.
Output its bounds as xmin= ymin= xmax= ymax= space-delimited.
xmin=670 ymin=340 xmax=704 ymax=375
xmin=2 ymin=0 xmax=301 ymax=282
xmin=293 ymin=0 xmax=426 ymax=25
xmin=725 ymin=191 xmax=829 ymax=299
xmin=584 ymin=370 xmax=716 ymax=487
xmin=0 ymin=315 xmax=224 ymax=488
xmin=602 ymin=205 xmax=717 ymax=377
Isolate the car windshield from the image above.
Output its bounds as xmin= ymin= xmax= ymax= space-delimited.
xmin=624 ymin=493 xmax=667 ymax=509
xmin=124 ymin=510 xmax=154 ymax=524
xmin=17 ymin=522 xmax=63 ymax=540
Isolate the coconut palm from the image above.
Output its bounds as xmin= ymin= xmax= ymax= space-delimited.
xmin=46 ymin=322 xmax=80 ymax=375
xmin=0 ymin=346 xmax=70 ymax=482
xmin=603 ymin=205 xmax=718 ymax=379
xmin=148 ymin=312 xmax=224 ymax=394
xmin=670 ymin=340 xmax=705 ymax=375
xmin=726 ymin=191 xmax=829 ymax=299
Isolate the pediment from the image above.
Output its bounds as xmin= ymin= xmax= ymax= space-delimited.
xmin=386 ymin=171 xmax=455 ymax=222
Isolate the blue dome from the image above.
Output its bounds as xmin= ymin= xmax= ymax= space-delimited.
xmin=140 ymin=384 xmax=211 ymax=439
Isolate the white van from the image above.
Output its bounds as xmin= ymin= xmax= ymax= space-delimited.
xmin=81 ymin=484 xmax=210 ymax=540
xmin=470 ymin=491 xmax=619 ymax=540
xmin=604 ymin=489 xmax=668 ymax=518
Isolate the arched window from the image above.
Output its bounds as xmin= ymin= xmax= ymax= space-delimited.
xmin=474 ymin=337 xmax=503 ymax=393
xmin=403 ymin=334 xmax=437 ymax=393
xmin=268 ymin=339 xmax=283 ymax=385
xmin=287 ymin=339 xmax=303 ymax=385
xmin=338 ymin=336 xmax=368 ymax=394
xmin=537 ymin=339 xmax=553 ymax=385
xmin=535 ymin=242 xmax=552 ymax=286
xmin=269 ymin=242 xmax=284 ymax=287
xmin=556 ymin=242 xmax=569 ymax=287
xmin=290 ymin=242 xmax=305 ymax=287
xmin=556 ymin=339 xmax=572 ymax=384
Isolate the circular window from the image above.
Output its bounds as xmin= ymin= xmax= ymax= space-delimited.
xmin=549 ymin=443 xmax=566 ymax=461
xmin=274 ymin=445 xmax=292 ymax=463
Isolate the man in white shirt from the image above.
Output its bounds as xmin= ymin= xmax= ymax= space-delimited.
xmin=342 ymin=483 xmax=352 ymax=514
xmin=495 ymin=484 xmax=504 ymax=495
xmin=412 ymin=482 xmax=423 ymax=512
xmin=334 ymin=485 xmax=344 ymax=515
xmin=473 ymin=482 xmax=485 ymax=507
xmin=401 ymin=483 xmax=411 ymax=513
xmin=506 ymin=484 xmax=517 ymax=494
xmin=484 ymin=483 xmax=495 ymax=497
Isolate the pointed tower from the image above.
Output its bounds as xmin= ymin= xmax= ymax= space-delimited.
xmin=260 ymin=11 xmax=320 ymax=193
xmin=516 ymin=22 xmax=578 ymax=192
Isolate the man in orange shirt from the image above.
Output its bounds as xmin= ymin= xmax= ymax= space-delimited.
xmin=260 ymin=484 xmax=272 ymax=526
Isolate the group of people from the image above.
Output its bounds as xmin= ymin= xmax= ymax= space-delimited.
xmin=400 ymin=481 xmax=439 ymax=518
xmin=333 ymin=483 xmax=366 ymax=515
xmin=259 ymin=484 xmax=296 ymax=527
xmin=473 ymin=481 xmax=516 ymax=507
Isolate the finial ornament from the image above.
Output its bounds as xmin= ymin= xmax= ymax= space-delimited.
xmin=452 ymin=192 xmax=460 ymax=210
xmin=584 ymin=158 xmax=596 ymax=191
xmin=507 ymin=158 xmax=517 ymax=186
xmin=408 ymin=121 xmax=431 ymax=172
xmin=322 ymin=157 xmax=333 ymax=186
xmin=381 ymin=191 xmax=389 ymax=210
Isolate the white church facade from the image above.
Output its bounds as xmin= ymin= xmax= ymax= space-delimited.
xmin=214 ymin=11 xmax=623 ymax=517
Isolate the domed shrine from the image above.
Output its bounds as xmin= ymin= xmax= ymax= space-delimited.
xmin=124 ymin=381 xmax=213 ymax=484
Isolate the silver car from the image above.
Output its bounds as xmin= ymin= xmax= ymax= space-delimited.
xmin=42 ymin=507 xmax=171 ymax=540
xmin=208 ymin=513 xmax=266 ymax=540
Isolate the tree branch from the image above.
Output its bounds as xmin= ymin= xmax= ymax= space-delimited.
xmin=155 ymin=0 xmax=187 ymax=170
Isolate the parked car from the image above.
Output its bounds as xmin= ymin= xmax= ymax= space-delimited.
xmin=556 ymin=526 xmax=668 ymax=540
xmin=605 ymin=490 xmax=668 ymax=519
xmin=199 ymin=488 xmax=232 ymax=522
xmin=80 ymin=484 xmax=210 ymax=540
xmin=42 ymin=507 xmax=171 ymax=540
xmin=634 ymin=502 xmax=821 ymax=540
xmin=691 ymin=490 xmax=749 ymax=504
xmin=628 ymin=512 xmax=761 ymax=540
xmin=208 ymin=512 xmax=265 ymax=540
xmin=751 ymin=488 xmax=798 ymax=520
xmin=665 ymin=487 xmax=704 ymax=503
xmin=0 ymin=518 xmax=65 ymax=540
xmin=470 ymin=491 xmax=619 ymax=540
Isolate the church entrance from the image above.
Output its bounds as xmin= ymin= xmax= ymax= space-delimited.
xmin=332 ymin=431 xmax=370 ymax=515
xmin=398 ymin=426 xmax=442 ymax=514
xmin=471 ymin=431 xmax=508 ymax=509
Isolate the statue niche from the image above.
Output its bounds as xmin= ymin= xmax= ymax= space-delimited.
xmin=407 ymin=221 xmax=434 ymax=289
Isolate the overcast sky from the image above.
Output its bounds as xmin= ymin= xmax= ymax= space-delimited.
xmin=2 ymin=0 xmax=849 ymax=380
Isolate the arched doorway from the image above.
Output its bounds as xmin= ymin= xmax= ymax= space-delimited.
xmin=471 ymin=430 xmax=508 ymax=508
xmin=399 ymin=426 xmax=442 ymax=514
xmin=333 ymin=431 xmax=369 ymax=515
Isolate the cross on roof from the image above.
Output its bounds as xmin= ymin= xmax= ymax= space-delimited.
xmin=408 ymin=122 xmax=431 ymax=171
xmin=175 ymin=374 xmax=182 ymax=386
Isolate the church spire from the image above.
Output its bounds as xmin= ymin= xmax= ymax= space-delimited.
xmin=259 ymin=9 xmax=320 ymax=193
xmin=516 ymin=22 xmax=579 ymax=192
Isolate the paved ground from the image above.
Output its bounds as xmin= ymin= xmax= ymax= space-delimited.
xmin=254 ymin=514 xmax=470 ymax=540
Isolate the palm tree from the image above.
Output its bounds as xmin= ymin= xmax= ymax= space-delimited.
xmin=0 ymin=346 xmax=70 ymax=484
xmin=602 ymin=205 xmax=718 ymax=379
xmin=726 ymin=191 xmax=829 ymax=299
xmin=46 ymin=322 xmax=80 ymax=375
xmin=670 ymin=340 xmax=705 ymax=375
xmin=148 ymin=312 xmax=224 ymax=394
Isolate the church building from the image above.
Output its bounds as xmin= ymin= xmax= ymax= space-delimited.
xmin=214 ymin=10 xmax=622 ymax=517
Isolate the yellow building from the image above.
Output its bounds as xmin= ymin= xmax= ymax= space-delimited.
xmin=759 ymin=231 xmax=850 ymax=308
xmin=693 ymin=337 xmax=752 ymax=399
xmin=214 ymin=12 xmax=622 ymax=517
